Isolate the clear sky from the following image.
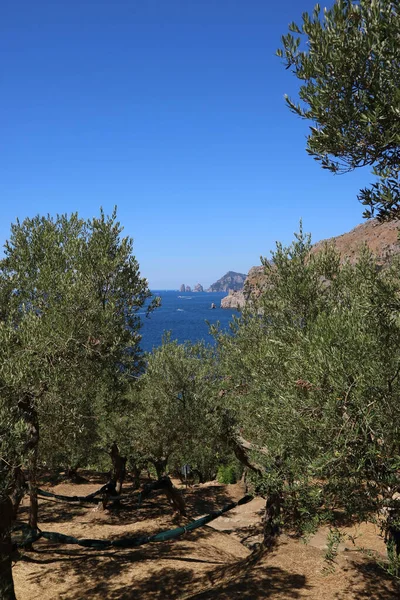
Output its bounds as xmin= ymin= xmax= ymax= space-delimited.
xmin=1 ymin=0 xmax=373 ymax=289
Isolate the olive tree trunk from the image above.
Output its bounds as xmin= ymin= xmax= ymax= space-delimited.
xmin=152 ymin=457 xmax=168 ymax=480
xmin=223 ymin=417 xmax=283 ymax=548
xmin=263 ymin=490 xmax=282 ymax=548
xmin=130 ymin=463 xmax=142 ymax=490
xmin=110 ymin=443 xmax=127 ymax=497
xmin=18 ymin=393 xmax=40 ymax=531
xmin=0 ymin=496 xmax=17 ymax=600
xmin=10 ymin=467 xmax=26 ymax=520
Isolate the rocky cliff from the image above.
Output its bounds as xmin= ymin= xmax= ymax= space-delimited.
xmin=194 ymin=283 xmax=204 ymax=292
xmin=221 ymin=220 xmax=400 ymax=309
xmin=220 ymin=290 xmax=246 ymax=309
xmin=310 ymin=219 xmax=399 ymax=264
xmin=208 ymin=271 xmax=247 ymax=293
xmin=220 ymin=266 xmax=263 ymax=308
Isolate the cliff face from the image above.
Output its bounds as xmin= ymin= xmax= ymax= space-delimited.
xmin=221 ymin=220 xmax=400 ymax=309
xmin=220 ymin=266 xmax=264 ymax=308
xmin=220 ymin=290 xmax=246 ymax=309
xmin=208 ymin=271 xmax=247 ymax=293
xmin=310 ymin=219 xmax=400 ymax=264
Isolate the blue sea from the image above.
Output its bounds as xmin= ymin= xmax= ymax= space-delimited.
xmin=139 ymin=291 xmax=239 ymax=352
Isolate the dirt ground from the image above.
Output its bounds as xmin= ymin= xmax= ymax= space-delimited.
xmin=12 ymin=474 xmax=400 ymax=599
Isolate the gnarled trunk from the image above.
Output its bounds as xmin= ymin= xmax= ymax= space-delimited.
xmin=110 ymin=443 xmax=127 ymax=498
xmin=191 ymin=468 xmax=204 ymax=485
xmin=240 ymin=467 xmax=248 ymax=493
xmin=222 ymin=415 xmax=283 ymax=549
xmin=18 ymin=393 xmax=40 ymax=532
xmin=65 ymin=465 xmax=82 ymax=482
xmin=164 ymin=480 xmax=186 ymax=516
xmin=263 ymin=490 xmax=282 ymax=548
xmin=0 ymin=495 xmax=17 ymax=600
xmin=140 ymin=476 xmax=186 ymax=516
xmin=28 ymin=447 xmax=39 ymax=531
xmin=130 ymin=463 xmax=142 ymax=490
xmin=101 ymin=481 xmax=117 ymax=511
xmin=384 ymin=502 xmax=400 ymax=569
xmin=152 ymin=457 xmax=168 ymax=480
xmin=10 ymin=467 xmax=26 ymax=520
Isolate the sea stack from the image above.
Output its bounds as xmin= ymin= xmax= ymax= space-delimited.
xmin=180 ymin=284 xmax=185 ymax=292
xmin=185 ymin=285 xmax=192 ymax=292
xmin=194 ymin=283 xmax=204 ymax=292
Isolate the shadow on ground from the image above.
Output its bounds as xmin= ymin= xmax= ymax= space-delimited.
xmin=15 ymin=477 xmax=400 ymax=600
xmin=18 ymin=500 xmax=88 ymax=524
xmin=335 ymin=557 xmax=400 ymax=600
xmin=190 ymin=566 xmax=307 ymax=599
xmin=19 ymin=544 xmax=310 ymax=600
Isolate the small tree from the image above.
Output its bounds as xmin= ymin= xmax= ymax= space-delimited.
xmin=278 ymin=0 xmax=400 ymax=220
xmin=126 ymin=338 xmax=227 ymax=480
xmin=0 ymin=209 xmax=156 ymax=531
xmin=217 ymin=226 xmax=400 ymax=553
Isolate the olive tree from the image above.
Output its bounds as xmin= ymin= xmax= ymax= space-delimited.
xmin=216 ymin=227 xmax=400 ymax=553
xmin=0 ymin=209 xmax=156 ymax=532
xmin=278 ymin=0 xmax=400 ymax=220
xmin=125 ymin=338 xmax=228 ymax=481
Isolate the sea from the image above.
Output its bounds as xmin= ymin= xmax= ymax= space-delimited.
xmin=139 ymin=291 xmax=239 ymax=352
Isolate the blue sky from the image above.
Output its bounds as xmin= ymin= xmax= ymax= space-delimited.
xmin=1 ymin=0 xmax=373 ymax=289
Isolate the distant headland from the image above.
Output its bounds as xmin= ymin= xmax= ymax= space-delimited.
xmin=179 ymin=271 xmax=247 ymax=295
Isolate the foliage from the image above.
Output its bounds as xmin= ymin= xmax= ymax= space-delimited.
xmin=216 ymin=224 xmax=400 ymax=544
xmin=0 ymin=209 xmax=157 ymax=476
xmin=123 ymin=336 xmax=233 ymax=479
xmin=278 ymin=0 xmax=400 ymax=221
xmin=386 ymin=536 xmax=400 ymax=578
xmin=323 ymin=528 xmax=346 ymax=574
xmin=217 ymin=464 xmax=239 ymax=485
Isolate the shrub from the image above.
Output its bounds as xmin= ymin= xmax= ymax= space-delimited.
xmin=217 ymin=465 xmax=238 ymax=484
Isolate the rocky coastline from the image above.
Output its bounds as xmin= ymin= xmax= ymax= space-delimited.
xmin=220 ymin=290 xmax=246 ymax=309
xmin=220 ymin=220 xmax=400 ymax=309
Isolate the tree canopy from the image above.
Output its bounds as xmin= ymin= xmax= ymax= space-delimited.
xmin=122 ymin=338 xmax=231 ymax=482
xmin=278 ymin=0 xmax=400 ymax=221
xmin=4 ymin=210 xmax=400 ymax=588
xmin=0 ymin=209 xmax=157 ymax=527
xmin=216 ymin=228 xmax=400 ymax=547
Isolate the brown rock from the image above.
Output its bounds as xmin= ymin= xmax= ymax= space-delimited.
xmin=220 ymin=290 xmax=246 ymax=309
xmin=310 ymin=219 xmax=400 ymax=265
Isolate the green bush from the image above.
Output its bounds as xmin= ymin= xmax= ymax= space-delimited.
xmin=217 ymin=465 xmax=237 ymax=484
